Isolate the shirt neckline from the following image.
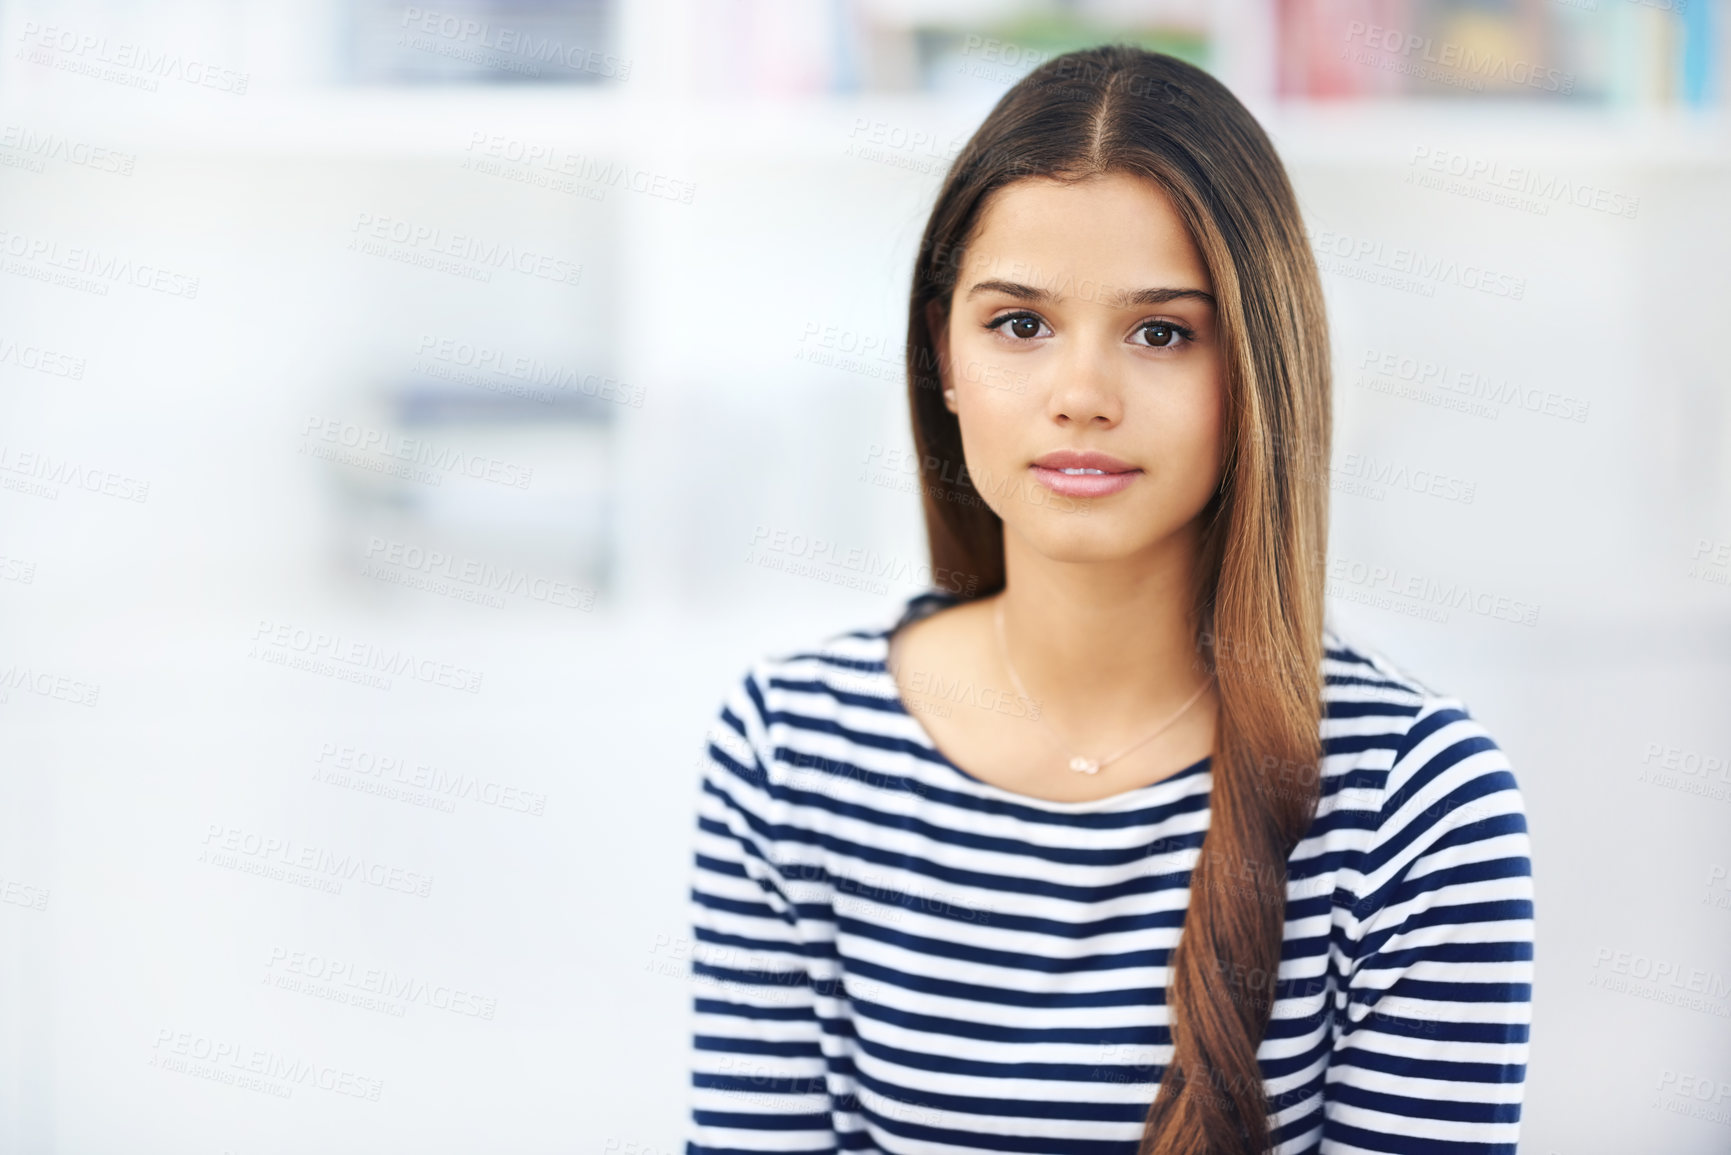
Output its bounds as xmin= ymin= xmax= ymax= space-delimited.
xmin=873 ymin=590 xmax=1213 ymax=815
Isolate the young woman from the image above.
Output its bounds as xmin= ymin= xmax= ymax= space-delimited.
xmin=686 ymin=46 xmax=1533 ymax=1155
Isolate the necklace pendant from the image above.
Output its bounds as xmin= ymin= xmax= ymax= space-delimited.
xmin=1068 ymin=756 xmax=1100 ymax=775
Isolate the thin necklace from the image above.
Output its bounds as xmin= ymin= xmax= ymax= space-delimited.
xmin=993 ymin=595 xmax=1213 ymax=775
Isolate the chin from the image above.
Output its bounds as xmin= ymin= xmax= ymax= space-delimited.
xmin=1012 ymin=514 xmax=1163 ymax=563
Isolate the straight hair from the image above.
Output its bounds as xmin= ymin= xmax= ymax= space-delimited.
xmin=903 ymin=44 xmax=1330 ymax=1155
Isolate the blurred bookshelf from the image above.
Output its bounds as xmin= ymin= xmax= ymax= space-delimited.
xmin=669 ymin=0 xmax=1721 ymax=108
xmin=2 ymin=0 xmax=1723 ymax=161
xmin=1273 ymin=0 xmax=1716 ymax=106
xmin=337 ymin=0 xmax=617 ymax=85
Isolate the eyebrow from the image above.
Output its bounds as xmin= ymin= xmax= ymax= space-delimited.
xmin=965 ymin=279 xmax=1216 ymax=308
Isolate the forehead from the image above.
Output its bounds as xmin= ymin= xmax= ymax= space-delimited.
xmin=962 ymin=171 xmax=1212 ymax=297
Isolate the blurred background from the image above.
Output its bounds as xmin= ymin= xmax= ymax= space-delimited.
xmin=0 ymin=0 xmax=1727 ymax=1151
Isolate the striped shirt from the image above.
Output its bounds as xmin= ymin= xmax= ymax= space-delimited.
xmin=686 ymin=590 xmax=1534 ymax=1154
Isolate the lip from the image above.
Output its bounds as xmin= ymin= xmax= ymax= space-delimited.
xmin=1031 ymin=450 xmax=1137 ymax=472
xmin=1028 ymin=450 xmax=1142 ymax=498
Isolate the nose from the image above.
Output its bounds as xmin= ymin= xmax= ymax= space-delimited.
xmin=1045 ymin=336 xmax=1123 ymax=426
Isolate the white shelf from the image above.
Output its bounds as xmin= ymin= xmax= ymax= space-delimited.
xmin=4 ymin=82 xmax=1726 ymax=165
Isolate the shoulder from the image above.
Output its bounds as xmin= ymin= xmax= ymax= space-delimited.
xmin=1322 ymin=624 xmax=1500 ymax=774
xmin=1318 ymin=627 xmax=1530 ymax=885
xmin=730 ymin=609 xmax=903 ymax=727
xmin=1320 ymin=624 xmax=1435 ymax=717
xmin=720 ymin=589 xmax=964 ymax=725
xmin=703 ymin=594 xmax=942 ymax=799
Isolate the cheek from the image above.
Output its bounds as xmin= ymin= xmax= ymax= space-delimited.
xmin=951 ymin=333 xmax=1034 ymax=400
xmin=948 ymin=333 xmax=1030 ymax=443
xmin=951 ymin=388 xmax=1017 ymax=500
xmin=945 ymin=341 xmax=1033 ymax=517
xmin=1145 ymin=361 xmax=1226 ymax=488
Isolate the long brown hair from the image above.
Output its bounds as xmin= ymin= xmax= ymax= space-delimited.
xmin=904 ymin=45 xmax=1330 ymax=1155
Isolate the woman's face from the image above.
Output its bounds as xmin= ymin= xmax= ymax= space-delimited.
xmin=935 ymin=171 xmax=1225 ymax=569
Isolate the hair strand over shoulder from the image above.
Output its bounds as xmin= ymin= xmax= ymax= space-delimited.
xmin=904 ymin=44 xmax=1331 ymax=1155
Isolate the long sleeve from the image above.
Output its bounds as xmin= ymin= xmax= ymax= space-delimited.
xmin=1322 ymin=699 xmax=1535 ymax=1154
xmin=686 ymin=669 xmax=839 ymax=1154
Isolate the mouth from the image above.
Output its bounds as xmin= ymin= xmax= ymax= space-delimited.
xmin=1028 ymin=450 xmax=1142 ymax=498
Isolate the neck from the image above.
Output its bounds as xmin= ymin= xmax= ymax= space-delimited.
xmin=996 ymin=519 xmax=1210 ymax=737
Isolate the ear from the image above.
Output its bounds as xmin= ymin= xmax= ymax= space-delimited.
xmin=925 ymin=298 xmax=956 ymax=414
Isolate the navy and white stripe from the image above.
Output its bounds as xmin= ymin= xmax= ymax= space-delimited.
xmin=686 ymin=590 xmax=1533 ymax=1154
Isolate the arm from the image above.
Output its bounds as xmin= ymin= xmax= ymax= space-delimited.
xmin=686 ymin=669 xmax=838 ymax=1154
xmin=1323 ymin=700 xmax=1535 ymax=1154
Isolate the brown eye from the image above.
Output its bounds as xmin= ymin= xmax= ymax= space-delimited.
xmin=985 ymin=312 xmax=1050 ymax=341
xmin=1142 ymin=322 xmax=1177 ymax=347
